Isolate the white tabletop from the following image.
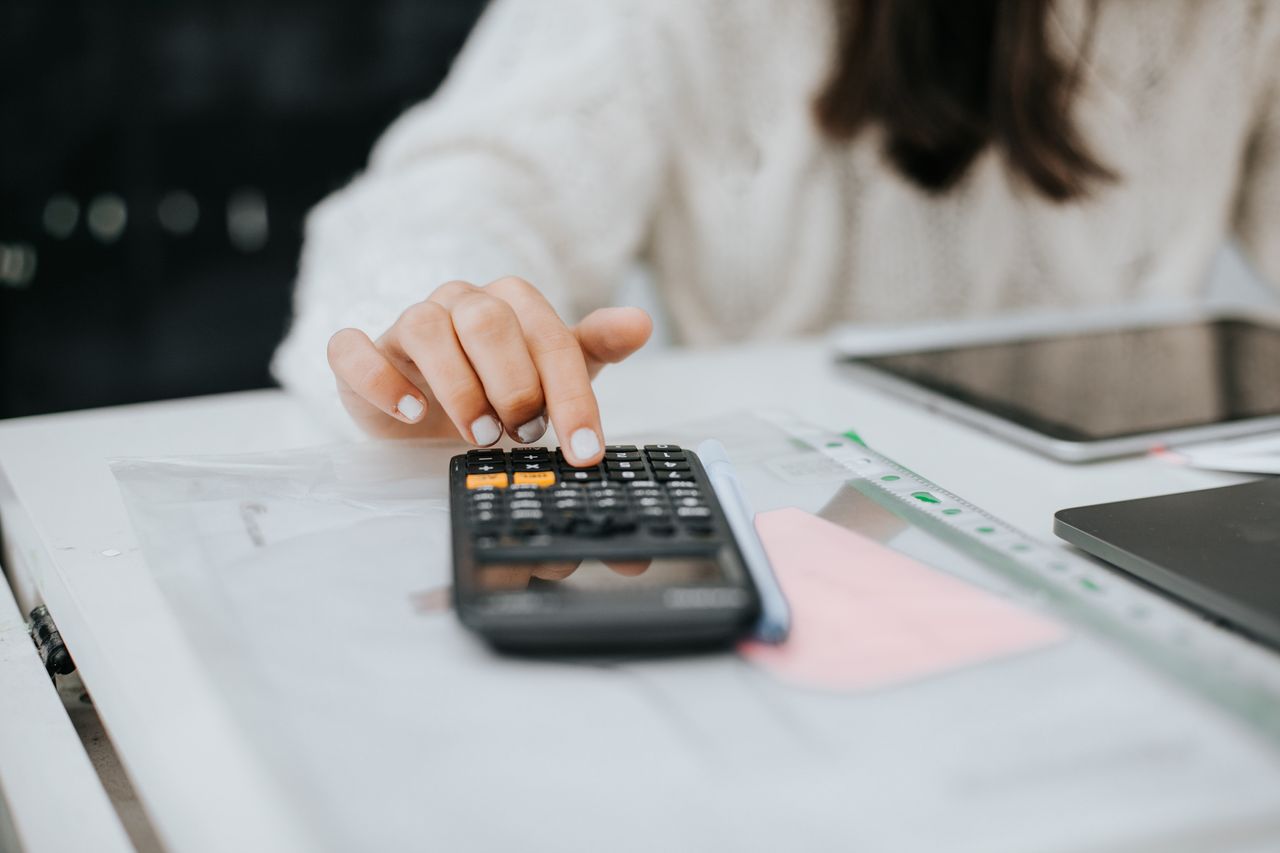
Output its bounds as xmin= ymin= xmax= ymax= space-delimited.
xmin=0 ymin=337 xmax=1255 ymax=851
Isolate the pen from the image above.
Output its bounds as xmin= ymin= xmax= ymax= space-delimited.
xmin=697 ymin=439 xmax=791 ymax=644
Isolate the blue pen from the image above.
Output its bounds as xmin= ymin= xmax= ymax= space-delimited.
xmin=697 ymin=439 xmax=791 ymax=644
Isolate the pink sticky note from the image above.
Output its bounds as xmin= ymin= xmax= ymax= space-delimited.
xmin=740 ymin=508 xmax=1065 ymax=691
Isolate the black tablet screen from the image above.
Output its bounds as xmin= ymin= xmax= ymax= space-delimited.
xmin=858 ymin=320 xmax=1280 ymax=441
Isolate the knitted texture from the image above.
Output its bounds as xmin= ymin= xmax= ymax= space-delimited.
xmin=274 ymin=0 xmax=1280 ymax=425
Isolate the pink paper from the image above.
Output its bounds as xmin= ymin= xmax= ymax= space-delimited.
xmin=740 ymin=508 xmax=1065 ymax=691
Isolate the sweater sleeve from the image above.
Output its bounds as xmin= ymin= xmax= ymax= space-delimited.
xmin=270 ymin=0 xmax=676 ymax=430
xmin=1233 ymin=14 xmax=1280 ymax=290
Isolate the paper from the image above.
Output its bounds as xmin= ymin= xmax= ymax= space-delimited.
xmin=1153 ymin=432 xmax=1280 ymax=475
xmin=741 ymin=508 xmax=1065 ymax=691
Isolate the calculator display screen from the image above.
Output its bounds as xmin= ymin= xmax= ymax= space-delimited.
xmin=857 ymin=319 xmax=1280 ymax=441
xmin=474 ymin=556 xmax=725 ymax=593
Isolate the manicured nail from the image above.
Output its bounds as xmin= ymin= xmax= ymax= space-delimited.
xmin=569 ymin=427 xmax=600 ymax=462
xmin=515 ymin=415 xmax=547 ymax=444
xmin=396 ymin=395 xmax=424 ymax=422
xmin=471 ymin=415 xmax=502 ymax=446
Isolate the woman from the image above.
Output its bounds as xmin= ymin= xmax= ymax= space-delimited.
xmin=273 ymin=0 xmax=1280 ymax=466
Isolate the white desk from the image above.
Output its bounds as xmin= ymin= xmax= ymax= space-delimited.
xmin=0 ymin=338 xmax=1265 ymax=852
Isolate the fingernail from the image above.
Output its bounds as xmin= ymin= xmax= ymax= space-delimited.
xmin=396 ymin=395 xmax=424 ymax=422
xmin=470 ymin=415 xmax=502 ymax=446
xmin=515 ymin=414 xmax=547 ymax=444
xmin=569 ymin=427 xmax=600 ymax=462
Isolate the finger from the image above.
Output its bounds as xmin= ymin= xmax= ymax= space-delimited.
xmin=425 ymin=279 xmax=479 ymax=307
xmin=479 ymin=564 xmax=532 ymax=590
xmin=448 ymin=291 xmax=548 ymax=442
xmin=573 ymin=307 xmax=653 ymax=378
xmin=530 ymin=561 xmax=579 ymax=581
xmin=381 ymin=301 xmax=502 ymax=446
xmin=484 ymin=276 xmax=602 ymax=466
xmin=326 ymin=328 xmax=428 ymax=426
xmin=603 ymin=559 xmax=651 ymax=577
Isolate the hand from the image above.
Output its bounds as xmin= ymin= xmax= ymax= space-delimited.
xmin=325 ymin=277 xmax=652 ymax=466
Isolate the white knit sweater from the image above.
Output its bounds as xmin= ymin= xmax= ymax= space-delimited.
xmin=273 ymin=0 xmax=1280 ymax=416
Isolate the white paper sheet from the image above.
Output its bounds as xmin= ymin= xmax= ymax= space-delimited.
xmin=111 ymin=420 xmax=1280 ymax=852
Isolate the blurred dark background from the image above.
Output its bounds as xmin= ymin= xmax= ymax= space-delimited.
xmin=0 ymin=0 xmax=487 ymax=418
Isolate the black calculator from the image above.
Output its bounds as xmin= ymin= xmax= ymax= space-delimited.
xmin=449 ymin=444 xmax=761 ymax=651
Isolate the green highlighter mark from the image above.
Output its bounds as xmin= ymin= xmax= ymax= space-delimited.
xmin=976 ymin=526 xmax=995 ymax=534
xmin=911 ymin=491 xmax=941 ymax=504
xmin=1080 ymin=578 xmax=1103 ymax=593
xmin=881 ymin=475 xmax=900 ymax=482
xmin=941 ymin=508 xmax=962 ymax=516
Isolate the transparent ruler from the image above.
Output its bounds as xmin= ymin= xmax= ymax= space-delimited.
xmin=766 ymin=412 xmax=1280 ymax=742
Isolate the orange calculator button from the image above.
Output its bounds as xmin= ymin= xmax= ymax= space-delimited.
xmin=465 ymin=472 xmax=509 ymax=490
xmin=512 ymin=471 xmax=556 ymax=488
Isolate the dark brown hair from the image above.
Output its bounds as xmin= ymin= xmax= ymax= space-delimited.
xmin=814 ymin=0 xmax=1114 ymax=201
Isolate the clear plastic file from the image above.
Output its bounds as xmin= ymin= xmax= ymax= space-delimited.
xmin=737 ymin=412 xmax=1280 ymax=738
xmin=112 ymin=413 xmax=1280 ymax=852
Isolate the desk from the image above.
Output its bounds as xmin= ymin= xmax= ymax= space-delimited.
xmin=0 ymin=338 xmax=1268 ymax=851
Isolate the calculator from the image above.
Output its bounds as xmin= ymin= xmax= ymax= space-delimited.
xmin=449 ymin=444 xmax=761 ymax=651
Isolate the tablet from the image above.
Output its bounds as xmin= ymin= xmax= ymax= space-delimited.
xmin=1055 ymin=479 xmax=1280 ymax=649
xmin=839 ymin=315 xmax=1280 ymax=461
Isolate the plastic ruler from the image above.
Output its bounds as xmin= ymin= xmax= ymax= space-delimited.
xmin=766 ymin=412 xmax=1280 ymax=742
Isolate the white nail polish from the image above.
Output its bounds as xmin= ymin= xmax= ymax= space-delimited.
xmin=396 ymin=395 xmax=424 ymax=422
xmin=471 ymin=415 xmax=502 ymax=446
xmin=515 ymin=415 xmax=547 ymax=444
xmin=570 ymin=427 xmax=600 ymax=461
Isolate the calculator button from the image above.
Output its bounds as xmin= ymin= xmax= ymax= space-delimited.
xmin=511 ymin=447 xmax=550 ymax=458
xmin=466 ymin=473 xmax=509 ymax=489
xmin=467 ymin=449 xmax=503 ymax=459
xmin=604 ymin=516 xmax=637 ymax=534
xmin=606 ymin=460 xmax=644 ymax=470
xmin=547 ymin=515 xmax=578 ymax=534
xmin=510 ymin=509 xmax=544 ymax=520
xmin=466 ymin=461 xmax=505 ymax=474
xmin=604 ymin=450 xmax=642 ymax=461
xmin=655 ymin=470 xmax=692 ymax=482
xmin=509 ymin=499 xmax=542 ymax=511
xmin=676 ymin=497 xmax=705 ymax=507
xmin=512 ymin=471 xmax=557 ymax=488
xmin=645 ymin=450 xmax=686 ymax=461
xmin=608 ymin=469 xmax=646 ymax=481
xmin=510 ymin=522 xmax=543 ymax=538
xmin=677 ymin=506 xmax=712 ymax=520
xmin=651 ymin=461 xmax=690 ymax=472
xmin=560 ymin=469 xmax=601 ymax=482
xmin=605 ymin=445 xmax=638 ymax=452
xmin=514 ymin=461 xmax=553 ymax=473
xmin=644 ymin=444 xmax=680 ymax=451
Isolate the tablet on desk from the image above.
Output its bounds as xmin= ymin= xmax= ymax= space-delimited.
xmin=836 ymin=310 xmax=1280 ymax=461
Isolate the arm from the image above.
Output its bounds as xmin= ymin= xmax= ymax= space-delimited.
xmin=1233 ymin=15 xmax=1280 ymax=288
xmin=272 ymin=0 xmax=676 ymax=446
